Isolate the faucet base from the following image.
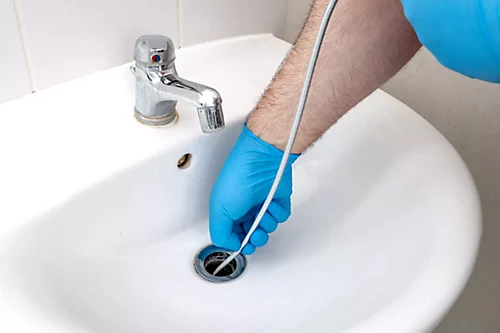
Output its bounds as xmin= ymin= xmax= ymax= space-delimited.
xmin=134 ymin=108 xmax=178 ymax=127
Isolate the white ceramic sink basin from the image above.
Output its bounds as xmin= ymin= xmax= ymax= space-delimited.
xmin=0 ymin=35 xmax=481 ymax=333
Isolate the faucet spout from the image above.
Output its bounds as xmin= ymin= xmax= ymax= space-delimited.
xmin=155 ymin=73 xmax=225 ymax=133
xmin=160 ymin=74 xmax=222 ymax=109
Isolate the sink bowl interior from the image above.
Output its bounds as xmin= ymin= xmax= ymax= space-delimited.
xmin=0 ymin=35 xmax=480 ymax=333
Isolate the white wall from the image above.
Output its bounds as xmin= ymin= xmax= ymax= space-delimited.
xmin=283 ymin=1 xmax=500 ymax=333
xmin=283 ymin=0 xmax=311 ymax=42
xmin=0 ymin=0 xmax=31 ymax=102
xmin=0 ymin=0 xmax=286 ymax=103
xmin=180 ymin=0 xmax=286 ymax=46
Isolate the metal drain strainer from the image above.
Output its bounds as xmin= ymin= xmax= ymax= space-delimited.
xmin=194 ymin=245 xmax=246 ymax=283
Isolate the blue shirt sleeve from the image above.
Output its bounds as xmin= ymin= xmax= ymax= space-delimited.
xmin=401 ymin=0 xmax=500 ymax=83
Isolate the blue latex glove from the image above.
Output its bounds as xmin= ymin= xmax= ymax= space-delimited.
xmin=209 ymin=124 xmax=299 ymax=255
xmin=401 ymin=0 xmax=500 ymax=83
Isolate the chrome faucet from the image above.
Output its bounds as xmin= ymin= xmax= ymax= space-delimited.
xmin=131 ymin=35 xmax=225 ymax=132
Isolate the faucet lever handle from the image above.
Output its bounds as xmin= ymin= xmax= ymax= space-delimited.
xmin=134 ymin=35 xmax=176 ymax=69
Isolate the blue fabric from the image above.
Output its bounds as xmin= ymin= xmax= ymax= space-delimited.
xmin=401 ymin=0 xmax=500 ymax=82
xmin=209 ymin=124 xmax=299 ymax=254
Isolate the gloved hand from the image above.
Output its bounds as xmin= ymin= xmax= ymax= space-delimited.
xmin=401 ymin=0 xmax=500 ymax=83
xmin=209 ymin=124 xmax=299 ymax=254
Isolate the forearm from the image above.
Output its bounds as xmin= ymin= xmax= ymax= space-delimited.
xmin=247 ymin=0 xmax=421 ymax=153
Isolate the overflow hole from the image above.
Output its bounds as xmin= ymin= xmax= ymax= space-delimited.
xmin=177 ymin=153 xmax=192 ymax=169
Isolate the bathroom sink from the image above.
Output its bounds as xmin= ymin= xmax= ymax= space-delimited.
xmin=0 ymin=35 xmax=481 ymax=333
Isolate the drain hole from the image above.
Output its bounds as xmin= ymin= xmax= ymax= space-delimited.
xmin=177 ymin=153 xmax=192 ymax=169
xmin=204 ymin=252 xmax=236 ymax=277
xmin=194 ymin=245 xmax=246 ymax=283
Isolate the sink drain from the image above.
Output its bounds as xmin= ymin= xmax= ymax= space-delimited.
xmin=194 ymin=245 xmax=246 ymax=283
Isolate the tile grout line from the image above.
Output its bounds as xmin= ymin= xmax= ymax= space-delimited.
xmin=12 ymin=0 xmax=36 ymax=93
xmin=176 ymin=0 xmax=184 ymax=47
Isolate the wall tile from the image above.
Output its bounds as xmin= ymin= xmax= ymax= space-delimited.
xmin=17 ymin=0 xmax=179 ymax=89
xmin=284 ymin=0 xmax=312 ymax=43
xmin=0 ymin=0 xmax=31 ymax=103
xmin=180 ymin=0 xmax=286 ymax=47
